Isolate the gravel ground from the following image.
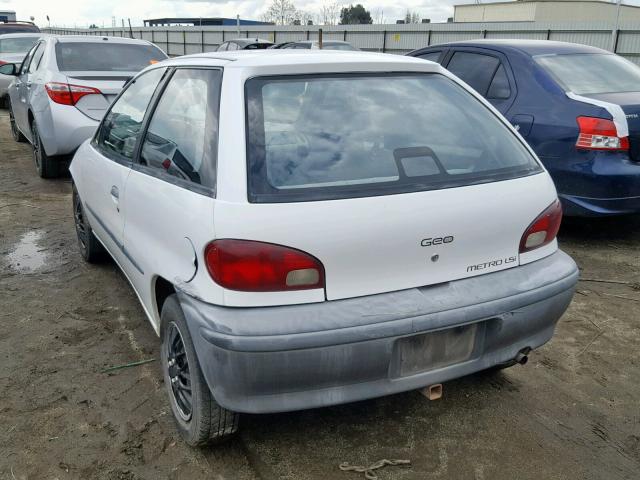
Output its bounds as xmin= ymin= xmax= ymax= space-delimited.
xmin=1 ymin=111 xmax=639 ymax=480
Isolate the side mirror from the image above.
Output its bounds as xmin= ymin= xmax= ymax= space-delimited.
xmin=0 ymin=63 xmax=17 ymax=76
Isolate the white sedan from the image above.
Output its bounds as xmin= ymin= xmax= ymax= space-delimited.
xmin=69 ymin=50 xmax=579 ymax=446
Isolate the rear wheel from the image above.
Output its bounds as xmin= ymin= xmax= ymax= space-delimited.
xmin=73 ymin=184 xmax=106 ymax=263
xmin=31 ymin=120 xmax=61 ymax=178
xmin=161 ymin=294 xmax=239 ymax=446
xmin=9 ymin=102 xmax=26 ymax=143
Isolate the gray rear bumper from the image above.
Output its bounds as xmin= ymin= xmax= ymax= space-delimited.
xmin=178 ymin=250 xmax=579 ymax=414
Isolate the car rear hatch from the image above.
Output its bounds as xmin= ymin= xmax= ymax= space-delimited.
xmin=218 ymin=173 xmax=558 ymax=301
xmin=580 ymin=91 xmax=640 ymax=162
xmin=218 ymin=71 xmax=558 ymax=304
xmin=64 ymin=72 xmax=134 ymax=120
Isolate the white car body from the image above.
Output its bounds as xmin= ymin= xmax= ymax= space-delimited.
xmin=70 ymin=51 xmax=578 ymax=424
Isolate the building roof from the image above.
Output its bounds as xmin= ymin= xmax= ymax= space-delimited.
xmin=454 ymin=0 xmax=640 ymax=9
xmin=143 ymin=17 xmax=271 ymax=26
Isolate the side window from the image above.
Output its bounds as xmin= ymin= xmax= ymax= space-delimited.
xmin=28 ymin=43 xmax=45 ymax=73
xmin=418 ymin=51 xmax=442 ymax=63
xmin=218 ymin=42 xmax=228 ymax=51
xmin=139 ymin=68 xmax=222 ymax=192
xmin=96 ymin=68 xmax=166 ymax=161
xmin=227 ymin=42 xmax=238 ymax=51
xmin=446 ymin=51 xmax=500 ymax=96
xmin=19 ymin=44 xmax=38 ymax=75
xmin=487 ymin=64 xmax=511 ymax=99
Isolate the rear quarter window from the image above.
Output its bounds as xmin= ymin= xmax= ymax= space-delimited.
xmin=245 ymin=73 xmax=541 ymax=203
xmin=55 ymin=42 xmax=166 ymax=72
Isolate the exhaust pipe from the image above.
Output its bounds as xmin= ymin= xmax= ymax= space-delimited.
xmin=515 ymin=347 xmax=531 ymax=365
xmin=420 ymin=383 xmax=443 ymax=400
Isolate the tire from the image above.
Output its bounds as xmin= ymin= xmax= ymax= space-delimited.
xmin=72 ymin=184 xmax=106 ymax=263
xmin=8 ymin=102 xmax=27 ymax=143
xmin=31 ymin=119 xmax=61 ymax=178
xmin=160 ymin=294 xmax=239 ymax=446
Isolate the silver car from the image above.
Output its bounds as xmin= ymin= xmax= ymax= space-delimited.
xmin=2 ymin=35 xmax=167 ymax=178
xmin=0 ymin=33 xmax=41 ymax=105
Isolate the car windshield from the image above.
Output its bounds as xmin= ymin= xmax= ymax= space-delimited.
xmin=536 ymin=53 xmax=640 ymax=95
xmin=55 ymin=42 xmax=167 ymax=72
xmin=246 ymin=73 xmax=540 ymax=202
xmin=0 ymin=36 xmax=39 ymax=53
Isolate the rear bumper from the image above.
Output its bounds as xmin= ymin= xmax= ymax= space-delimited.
xmin=559 ymin=193 xmax=640 ymax=216
xmin=179 ymin=250 xmax=578 ymax=414
xmin=544 ymin=152 xmax=640 ymax=216
xmin=39 ymin=101 xmax=98 ymax=157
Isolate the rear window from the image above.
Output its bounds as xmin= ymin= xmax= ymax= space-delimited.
xmin=536 ymin=53 xmax=640 ymax=95
xmin=245 ymin=43 xmax=272 ymax=49
xmin=245 ymin=73 xmax=540 ymax=203
xmin=55 ymin=42 xmax=166 ymax=72
xmin=0 ymin=36 xmax=39 ymax=53
xmin=0 ymin=25 xmax=40 ymax=34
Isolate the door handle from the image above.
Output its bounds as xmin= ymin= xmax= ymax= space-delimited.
xmin=110 ymin=185 xmax=120 ymax=212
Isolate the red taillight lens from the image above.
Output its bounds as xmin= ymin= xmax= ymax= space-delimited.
xmin=0 ymin=60 xmax=7 ymax=66
xmin=45 ymin=82 xmax=101 ymax=106
xmin=204 ymin=240 xmax=325 ymax=292
xmin=576 ymin=116 xmax=629 ymax=151
xmin=520 ymin=200 xmax=563 ymax=253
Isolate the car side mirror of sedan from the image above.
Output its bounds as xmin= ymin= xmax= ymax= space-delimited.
xmin=0 ymin=63 xmax=17 ymax=76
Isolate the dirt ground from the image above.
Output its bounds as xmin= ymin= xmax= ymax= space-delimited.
xmin=0 ymin=110 xmax=638 ymax=480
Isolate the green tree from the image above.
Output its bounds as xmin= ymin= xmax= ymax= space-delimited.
xmin=339 ymin=4 xmax=373 ymax=25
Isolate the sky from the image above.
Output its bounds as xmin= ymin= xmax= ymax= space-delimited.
xmin=3 ymin=0 xmax=468 ymax=27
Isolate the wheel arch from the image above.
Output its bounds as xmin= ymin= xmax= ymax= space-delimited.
xmin=154 ymin=276 xmax=177 ymax=323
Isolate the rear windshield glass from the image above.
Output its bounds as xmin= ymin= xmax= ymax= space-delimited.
xmin=0 ymin=26 xmax=40 ymax=34
xmin=0 ymin=36 xmax=39 ymax=53
xmin=245 ymin=73 xmax=540 ymax=203
xmin=536 ymin=53 xmax=640 ymax=95
xmin=55 ymin=42 xmax=166 ymax=72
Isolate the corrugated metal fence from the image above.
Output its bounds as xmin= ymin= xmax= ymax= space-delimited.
xmin=43 ymin=21 xmax=640 ymax=64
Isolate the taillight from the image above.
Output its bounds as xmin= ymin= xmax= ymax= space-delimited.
xmin=576 ymin=116 xmax=629 ymax=151
xmin=519 ymin=200 xmax=563 ymax=253
xmin=45 ymin=82 xmax=101 ymax=106
xmin=204 ymin=239 xmax=325 ymax=292
xmin=0 ymin=60 xmax=6 ymax=66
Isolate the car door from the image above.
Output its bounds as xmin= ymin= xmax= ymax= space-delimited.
xmin=79 ymin=67 xmax=167 ymax=269
xmin=442 ymin=48 xmax=516 ymax=115
xmin=123 ymin=67 xmax=222 ymax=326
xmin=12 ymin=41 xmax=40 ymax=136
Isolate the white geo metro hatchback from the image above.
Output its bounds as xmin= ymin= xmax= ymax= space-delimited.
xmin=70 ymin=51 xmax=579 ymax=446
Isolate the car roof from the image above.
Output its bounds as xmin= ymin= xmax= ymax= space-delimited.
xmin=0 ymin=32 xmax=42 ymax=39
xmin=427 ymin=39 xmax=607 ymax=56
xmin=227 ymin=38 xmax=273 ymax=45
xmin=51 ymin=35 xmax=155 ymax=46
xmin=159 ymin=49 xmax=438 ymax=70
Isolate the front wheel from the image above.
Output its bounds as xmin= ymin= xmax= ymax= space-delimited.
xmin=31 ymin=120 xmax=61 ymax=178
xmin=161 ymin=294 xmax=239 ymax=446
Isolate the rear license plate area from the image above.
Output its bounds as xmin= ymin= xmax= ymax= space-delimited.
xmin=392 ymin=323 xmax=483 ymax=377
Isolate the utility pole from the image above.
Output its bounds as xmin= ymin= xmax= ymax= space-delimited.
xmin=237 ymin=14 xmax=240 ymax=37
xmin=611 ymin=0 xmax=622 ymax=52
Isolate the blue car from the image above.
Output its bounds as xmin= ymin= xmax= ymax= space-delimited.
xmin=408 ymin=40 xmax=640 ymax=216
